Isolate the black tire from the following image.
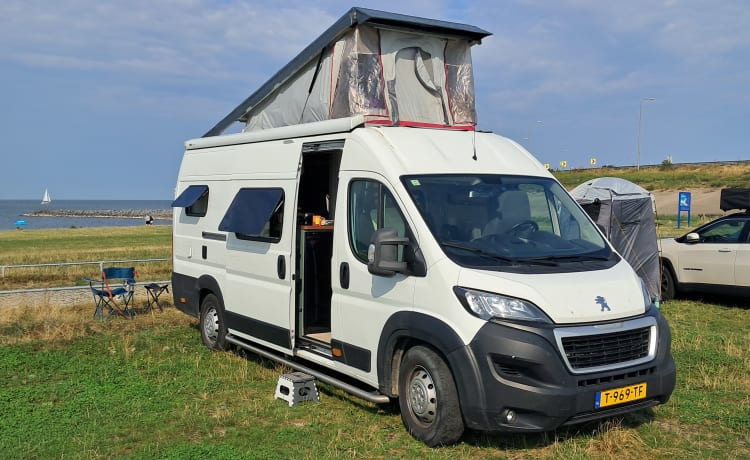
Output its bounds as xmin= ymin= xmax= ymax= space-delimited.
xmin=398 ymin=345 xmax=464 ymax=447
xmin=199 ymin=293 xmax=229 ymax=351
xmin=661 ymin=265 xmax=676 ymax=301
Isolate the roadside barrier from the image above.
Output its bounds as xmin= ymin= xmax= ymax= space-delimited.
xmin=0 ymin=258 xmax=170 ymax=299
xmin=0 ymin=258 xmax=169 ymax=279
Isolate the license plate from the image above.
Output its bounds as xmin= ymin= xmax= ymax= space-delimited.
xmin=595 ymin=382 xmax=647 ymax=409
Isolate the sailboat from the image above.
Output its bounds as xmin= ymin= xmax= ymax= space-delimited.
xmin=41 ymin=189 xmax=51 ymax=205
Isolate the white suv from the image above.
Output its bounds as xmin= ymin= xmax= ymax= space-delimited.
xmin=659 ymin=212 xmax=750 ymax=300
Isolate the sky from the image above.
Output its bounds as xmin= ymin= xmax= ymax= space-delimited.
xmin=1 ymin=0 xmax=748 ymax=200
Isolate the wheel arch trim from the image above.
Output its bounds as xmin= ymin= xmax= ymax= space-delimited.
xmin=197 ymin=274 xmax=225 ymax=311
xmin=376 ymin=311 xmax=485 ymax=413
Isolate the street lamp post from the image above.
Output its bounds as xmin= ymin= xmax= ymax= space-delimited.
xmin=637 ymin=97 xmax=656 ymax=171
xmin=527 ymin=120 xmax=542 ymax=152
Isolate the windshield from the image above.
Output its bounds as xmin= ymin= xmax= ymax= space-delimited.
xmin=402 ymin=175 xmax=614 ymax=271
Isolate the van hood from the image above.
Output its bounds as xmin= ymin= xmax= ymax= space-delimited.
xmin=456 ymin=260 xmax=646 ymax=324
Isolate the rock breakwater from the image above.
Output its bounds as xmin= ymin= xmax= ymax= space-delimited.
xmin=24 ymin=209 xmax=172 ymax=220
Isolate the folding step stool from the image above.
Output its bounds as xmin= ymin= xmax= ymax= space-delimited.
xmin=274 ymin=372 xmax=320 ymax=406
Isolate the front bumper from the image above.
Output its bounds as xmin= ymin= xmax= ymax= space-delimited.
xmin=449 ymin=309 xmax=676 ymax=432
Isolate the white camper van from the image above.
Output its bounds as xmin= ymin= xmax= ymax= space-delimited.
xmin=171 ymin=8 xmax=675 ymax=446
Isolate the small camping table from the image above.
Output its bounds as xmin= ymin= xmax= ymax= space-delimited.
xmin=143 ymin=283 xmax=169 ymax=312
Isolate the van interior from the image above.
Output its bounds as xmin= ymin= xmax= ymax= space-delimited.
xmin=295 ymin=146 xmax=342 ymax=347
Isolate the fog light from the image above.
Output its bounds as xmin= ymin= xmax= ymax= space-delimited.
xmin=504 ymin=409 xmax=517 ymax=424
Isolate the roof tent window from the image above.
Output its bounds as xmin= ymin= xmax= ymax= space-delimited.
xmin=219 ymin=188 xmax=284 ymax=243
xmin=331 ymin=25 xmax=386 ymax=120
xmin=444 ymin=40 xmax=476 ymax=125
xmin=172 ymin=185 xmax=209 ymax=217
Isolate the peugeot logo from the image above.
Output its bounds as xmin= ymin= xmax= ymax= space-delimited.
xmin=595 ymin=296 xmax=611 ymax=312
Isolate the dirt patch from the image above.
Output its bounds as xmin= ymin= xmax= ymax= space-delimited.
xmin=651 ymin=188 xmax=728 ymax=217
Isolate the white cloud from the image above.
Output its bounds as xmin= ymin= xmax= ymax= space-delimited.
xmin=550 ymin=0 xmax=750 ymax=58
xmin=466 ymin=0 xmax=749 ymax=110
xmin=0 ymin=1 xmax=335 ymax=82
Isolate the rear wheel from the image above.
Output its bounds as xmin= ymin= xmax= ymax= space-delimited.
xmin=199 ymin=293 xmax=228 ymax=351
xmin=661 ymin=265 xmax=676 ymax=301
xmin=398 ymin=346 xmax=464 ymax=446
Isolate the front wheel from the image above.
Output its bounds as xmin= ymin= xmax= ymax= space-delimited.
xmin=398 ymin=346 xmax=464 ymax=446
xmin=199 ymin=293 xmax=229 ymax=351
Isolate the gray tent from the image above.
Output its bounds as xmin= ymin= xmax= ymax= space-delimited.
xmin=570 ymin=177 xmax=660 ymax=302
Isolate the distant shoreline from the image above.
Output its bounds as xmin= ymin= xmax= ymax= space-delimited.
xmin=24 ymin=209 xmax=172 ymax=220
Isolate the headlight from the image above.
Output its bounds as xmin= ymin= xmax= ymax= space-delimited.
xmin=453 ymin=287 xmax=551 ymax=323
xmin=640 ymin=278 xmax=655 ymax=310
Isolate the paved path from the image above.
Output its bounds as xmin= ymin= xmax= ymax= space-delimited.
xmin=0 ymin=288 xmax=159 ymax=309
xmin=0 ymin=289 xmax=89 ymax=308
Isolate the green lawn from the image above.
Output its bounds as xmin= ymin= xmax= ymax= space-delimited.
xmin=0 ymin=226 xmax=172 ymax=290
xmin=552 ymin=162 xmax=750 ymax=190
xmin=1 ymin=296 xmax=748 ymax=459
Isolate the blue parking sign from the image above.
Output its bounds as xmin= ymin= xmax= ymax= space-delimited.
xmin=678 ymin=191 xmax=691 ymax=211
xmin=677 ymin=191 xmax=691 ymax=228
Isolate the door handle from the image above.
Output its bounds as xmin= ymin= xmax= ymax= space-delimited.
xmin=277 ymin=255 xmax=286 ymax=279
xmin=340 ymin=262 xmax=350 ymax=289
xmin=718 ymin=249 xmax=732 ymax=253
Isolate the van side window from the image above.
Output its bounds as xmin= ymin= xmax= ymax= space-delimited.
xmin=349 ymin=180 xmax=407 ymax=261
xmin=219 ymin=188 xmax=284 ymax=243
xmin=171 ymin=185 xmax=209 ymax=217
xmin=187 ymin=190 xmax=209 ymax=217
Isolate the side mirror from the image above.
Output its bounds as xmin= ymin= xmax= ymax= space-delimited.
xmin=685 ymin=232 xmax=700 ymax=243
xmin=368 ymin=228 xmax=409 ymax=276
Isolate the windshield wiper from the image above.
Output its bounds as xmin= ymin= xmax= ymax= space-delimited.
xmin=509 ymin=257 xmax=559 ymax=266
xmin=440 ymin=242 xmax=515 ymax=263
xmin=440 ymin=242 xmax=557 ymax=266
xmin=545 ymin=254 xmax=611 ymax=262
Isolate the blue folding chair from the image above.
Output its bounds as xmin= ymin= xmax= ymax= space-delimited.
xmin=85 ymin=267 xmax=136 ymax=320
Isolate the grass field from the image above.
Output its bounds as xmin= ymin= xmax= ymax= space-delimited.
xmin=1 ymin=224 xmax=749 ymax=458
xmin=552 ymin=162 xmax=750 ymax=190
xmin=0 ymin=226 xmax=172 ymax=290
xmin=1 ymin=297 xmax=748 ymax=459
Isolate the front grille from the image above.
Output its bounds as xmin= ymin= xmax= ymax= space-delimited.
xmin=562 ymin=326 xmax=651 ymax=370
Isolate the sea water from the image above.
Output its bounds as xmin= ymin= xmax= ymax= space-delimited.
xmin=0 ymin=200 xmax=172 ymax=231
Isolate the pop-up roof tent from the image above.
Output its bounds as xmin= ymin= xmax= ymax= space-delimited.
xmin=204 ymin=7 xmax=491 ymax=137
xmin=570 ymin=177 xmax=660 ymax=302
